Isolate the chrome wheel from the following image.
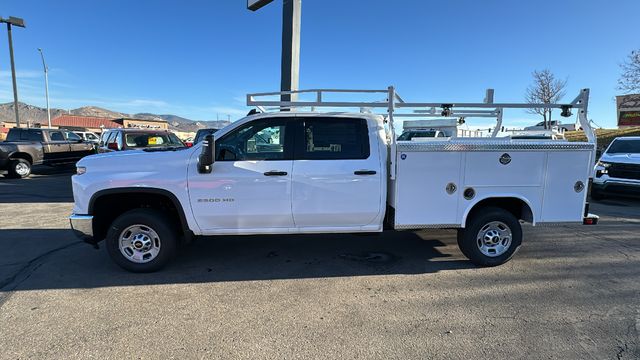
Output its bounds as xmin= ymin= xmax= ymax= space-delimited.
xmin=118 ymin=224 xmax=161 ymax=264
xmin=15 ymin=162 xmax=29 ymax=176
xmin=476 ymin=221 xmax=512 ymax=257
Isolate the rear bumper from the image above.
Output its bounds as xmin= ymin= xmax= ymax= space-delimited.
xmin=69 ymin=214 xmax=94 ymax=243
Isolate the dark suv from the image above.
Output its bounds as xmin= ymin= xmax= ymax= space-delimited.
xmin=97 ymin=129 xmax=185 ymax=153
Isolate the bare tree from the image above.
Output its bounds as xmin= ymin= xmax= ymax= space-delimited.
xmin=618 ymin=49 xmax=640 ymax=94
xmin=525 ymin=69 xmax=567 ymax=129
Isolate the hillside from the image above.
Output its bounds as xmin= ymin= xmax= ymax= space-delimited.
xmin=0 ymin=102 xmax=231 ymax=132
xmin=565 ymin=127 xmax=640 ymax=152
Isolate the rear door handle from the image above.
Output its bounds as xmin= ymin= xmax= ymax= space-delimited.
xmin=263 ymin=171 xmax=288 ymax=176
xmin=354 ymin=170 xmax=377 ymax=175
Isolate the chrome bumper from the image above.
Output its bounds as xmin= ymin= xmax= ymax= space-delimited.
xmin=592 ymin=178 xmax=640 ymax=196
xmin=69 ymin=214 xmax=94 ymax=242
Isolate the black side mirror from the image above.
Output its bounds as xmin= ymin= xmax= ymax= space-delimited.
xmin=198 ymin=134 xmax=214 ymax=174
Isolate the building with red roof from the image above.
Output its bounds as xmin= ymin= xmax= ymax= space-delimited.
xmin=51 ymin=115 xmax=122 ymax=131
xmin=51 ymin=115 xmax=168 ymax=133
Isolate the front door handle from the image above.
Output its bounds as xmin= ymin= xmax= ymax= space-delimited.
xmin=264 ymin=170 xmax=288 ymax=176
xmin=354 ymin=170 xmax=377 ymax=175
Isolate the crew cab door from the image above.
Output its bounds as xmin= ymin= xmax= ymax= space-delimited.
xmin=43 ymin=130 xmax=72 ymax=162
xmin=188 ymin=117 xmax=295 ymax=232
xmin=291 ymin=117 xmax=382 ymax=228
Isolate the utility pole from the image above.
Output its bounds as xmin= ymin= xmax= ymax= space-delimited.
xmin=38 ymin=48 xmax=51 ymax=128
xmin=248 ymin=0 xmax=301 ymax=104
xmin=0 ymin=17 xmax=26 ymax=127
xmin=280 ymin=0 xmax=301 ymax=103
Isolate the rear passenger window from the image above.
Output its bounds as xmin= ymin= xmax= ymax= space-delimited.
xmin=28 ymin=131 xmax=43 ymax=141
xmin=299 ymin=118 xmax=369 ymax=160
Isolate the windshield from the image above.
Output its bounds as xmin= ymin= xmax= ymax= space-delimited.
xmin=125 ymin=132 xmax=184 ymax=148
xmin=606 ymin=139 xmax=640 ymax=154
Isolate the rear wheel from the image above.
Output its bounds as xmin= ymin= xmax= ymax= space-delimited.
xmin=457 ymin=207 xmax=522 ymax=266
xmin=6 ymin=158 xmax=31 ymax=178
xmin=105 ymin=208 xmax=178 ymax=272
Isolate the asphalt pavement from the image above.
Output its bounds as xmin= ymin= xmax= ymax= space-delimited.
xmin=0 ymin=169 xmax=639 ymax=359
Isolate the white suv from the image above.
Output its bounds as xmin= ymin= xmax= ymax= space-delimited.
xmin=524 ymin=120 xmax=579 ymax=132
xmin=592 ymin=137 xmax=640 ymax=200
xmin=73 ymin=131 xmax=100 ymax=144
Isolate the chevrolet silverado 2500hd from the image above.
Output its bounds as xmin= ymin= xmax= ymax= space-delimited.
xmin=70 ymin=87 xmax=598 ymax=272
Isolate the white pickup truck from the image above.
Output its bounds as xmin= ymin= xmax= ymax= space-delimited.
xmin=70 ymin=87 xmax=599 ymax=272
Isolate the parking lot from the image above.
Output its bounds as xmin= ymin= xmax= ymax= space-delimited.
xmin=0 ymin=168 xmax=639 ymax=359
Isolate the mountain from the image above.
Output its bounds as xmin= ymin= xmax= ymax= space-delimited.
xmin=0 ymin=102 xmax=231 ymax=132
xmin=134 ymin=113 xmax=230 ymax=132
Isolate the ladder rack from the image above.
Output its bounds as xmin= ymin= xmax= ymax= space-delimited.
xmin=247 ymin=87 xmax=594 ymax=180
xmin=247 ymin=87 xmax=594 ymax=143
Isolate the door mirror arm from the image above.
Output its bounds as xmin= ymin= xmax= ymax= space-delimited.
xmin=198 ymin=134 xmax=215 ymax=174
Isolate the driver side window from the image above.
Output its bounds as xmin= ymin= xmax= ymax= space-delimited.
xmin=216 ymin=118 xmax=291 ymax=161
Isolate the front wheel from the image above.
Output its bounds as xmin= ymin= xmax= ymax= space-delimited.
xmin=457 ymin=207 xmax=522 ymax=266
xmin=105 ymin=208 xmax=178 ymax=272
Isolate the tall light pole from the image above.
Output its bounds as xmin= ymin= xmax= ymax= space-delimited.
xmin=0 ymin=16 xmax=26 ymax=127
xmin=248 ymin=0 xmax=301 ymax=105
xmin=37 ymin=48 xmax=51 ymax=128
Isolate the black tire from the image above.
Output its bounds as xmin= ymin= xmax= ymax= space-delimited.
xmin=6 ymin=158 xmax=31 ymax=179
xmin=590 ymin=188 xmax=604 ymax=201
xmin=457 ymin=207 xmax=522 ymax=267
xmin=105 ymin=208 xmax=178 ymax=272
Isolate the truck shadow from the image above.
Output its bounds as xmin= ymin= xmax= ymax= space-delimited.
xmin=0 ymin=229 xmax=473 ymax=291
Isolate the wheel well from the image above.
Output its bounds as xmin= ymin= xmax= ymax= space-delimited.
xmin=466 ymin=197 xmax=533 ymax=226
xmin=90 ymin=190 xmax=189 ymax=242
xmin=9 ymin=152 xmax=33 ymax=164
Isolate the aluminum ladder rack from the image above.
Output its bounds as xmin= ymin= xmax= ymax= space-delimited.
xmin=247 ymin=87 xmax=595 ymax=180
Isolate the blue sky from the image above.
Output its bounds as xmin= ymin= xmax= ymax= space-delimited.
xmin=1 ymin=0 xmax=638 ymax=128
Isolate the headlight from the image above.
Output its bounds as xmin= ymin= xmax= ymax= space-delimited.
xmin=76 ymin=166 xmax=87 ymax=175
xmin=595 ymin=161 xmax=610 ymax=178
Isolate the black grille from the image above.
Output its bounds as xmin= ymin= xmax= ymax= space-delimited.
xmin=608 ymin=162 xmax=640 ymax=180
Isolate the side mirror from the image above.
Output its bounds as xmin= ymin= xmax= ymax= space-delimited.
xmin=198 ymin=134 xmax=214 ymax=174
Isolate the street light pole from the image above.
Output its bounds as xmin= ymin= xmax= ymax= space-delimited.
xmin=248 ymin=0 xmax=301 ymax=105
xmin=7 ymin=23 xmax=21 ymax=127
xmin=38 ymin=48 xmax=51 ymax=128
xmin=1 ymin=16 xmax=26 ymax=127
xmin=280 ymin=0 xmax=301 ymax=104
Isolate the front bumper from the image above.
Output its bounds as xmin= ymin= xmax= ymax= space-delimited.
xmin=69 ymin=214 xmax=94 ymax=243
xmin=592 ymin=178 xmax=640 ymax=196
